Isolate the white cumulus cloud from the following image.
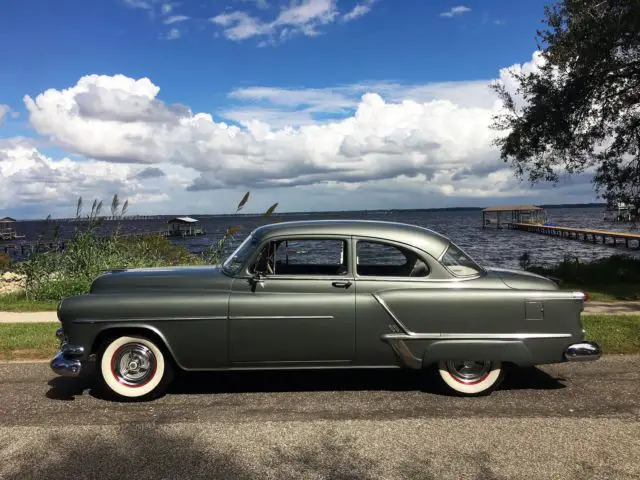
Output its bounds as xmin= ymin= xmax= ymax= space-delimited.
xmin=21 ymin=52 xmax=555 ymax=197
xmin=166 ymin=28 xmax=181 ymax=39
xmin=211 ymin=0 xmax=341 ymax=43
xmin=0 ymin=139 xmax=200 ymax=217
xmin=440 ymin=6 xmax=471 ymax=18
xmin=237 ymin=0 xmax=271 ymax=9
xmin=164 ymin=15 xmax=189 ymax=24
xmin=0 ymin=50 xmax=596 ymax=217
xmin=342 ymin=0 xmax=377 ymax=22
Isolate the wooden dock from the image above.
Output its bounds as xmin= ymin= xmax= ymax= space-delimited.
xmin=510 ymin=223 xmax=640 ymax=249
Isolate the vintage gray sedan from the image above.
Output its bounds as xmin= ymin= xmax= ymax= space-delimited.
xmin=51 ymin=220 xmax=601 ymax=400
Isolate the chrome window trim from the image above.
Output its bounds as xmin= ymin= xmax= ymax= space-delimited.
xmin=355 ymin=275 xmax=482 ymax=283
xmin=229 ymin=315 xmax=334 ymax=320
xmin=235 ymin=274 xmax=355 ymax=281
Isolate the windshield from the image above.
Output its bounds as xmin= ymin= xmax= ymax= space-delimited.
xmin=440 ymin=243 xmax=484 ymax=277
xmin=222 ymin=234 xmax=257 ymax=276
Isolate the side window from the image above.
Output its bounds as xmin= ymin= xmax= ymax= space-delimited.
xmin=356 ymin=241 xmax=429 ymax=277
xmin=253 ymin=238 xmax=349 ymax=276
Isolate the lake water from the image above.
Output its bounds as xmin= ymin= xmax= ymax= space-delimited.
xmin=5 ymin=206 xmax=640 ymax=269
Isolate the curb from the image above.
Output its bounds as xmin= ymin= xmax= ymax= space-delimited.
xmin=0 ymin=359 xmax=50 ymax=364
xmin=0 ymin=312 xmax=58 ymax=324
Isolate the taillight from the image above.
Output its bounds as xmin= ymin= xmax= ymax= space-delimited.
xmin=583 ymin=292 xmax=589 ymax=302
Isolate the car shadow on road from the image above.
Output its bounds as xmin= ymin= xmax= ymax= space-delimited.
xmin=45 ymin=364 xmax=96 ymax=401
xmin=168 ymin=365 xmax=566 ymax=396
xmin=44 ymin=364 xmax=566 ymax=401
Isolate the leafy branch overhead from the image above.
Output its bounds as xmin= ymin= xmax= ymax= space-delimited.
xmin=491 ymin=0 xmax=640 ymax=207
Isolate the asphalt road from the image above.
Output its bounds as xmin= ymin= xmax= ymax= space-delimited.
xmin=0 ymin=357 xmax=638 ymax=480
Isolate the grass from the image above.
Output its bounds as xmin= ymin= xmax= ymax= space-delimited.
xmin=0 ymin=292 xmax=58 ymax=312
xmin=0 ymin=323 xmax=58 ymax=361
xmin=582 ymin=315 xmax=640 ymax=354
xmin=0 ymin=316 xmax=638 ymax=361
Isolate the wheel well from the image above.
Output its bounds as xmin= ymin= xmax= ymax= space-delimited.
xmin=91 ymin=327 xmax=176 ymax=366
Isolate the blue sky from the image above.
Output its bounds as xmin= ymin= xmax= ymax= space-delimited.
xmin=0 ymin=0 xmax=596 ymax=219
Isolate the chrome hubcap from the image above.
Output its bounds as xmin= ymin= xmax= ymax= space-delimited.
xmin=113 ymin=344 xmax=156 ymax=386
xmin=446 ymin=360 xmax=492 ymax=383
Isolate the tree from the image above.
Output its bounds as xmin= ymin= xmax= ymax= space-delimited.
xmin=491 ymin=0 xmax=640 ymax=208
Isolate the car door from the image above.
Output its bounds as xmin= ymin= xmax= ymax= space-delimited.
xmin=352 ymin=238 xmax=434 ymax=366
xmin=228 ymin=236 xmax=356 ymax=365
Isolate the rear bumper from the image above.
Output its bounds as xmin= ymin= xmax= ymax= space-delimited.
xmin=50 ymin=327 xmax=85 ymax=377
xmin=564 ymin=341 xmax=602 ymax=362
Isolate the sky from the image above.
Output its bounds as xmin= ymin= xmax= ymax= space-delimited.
xmin=0 ymin=0 xmax=598 ymax=219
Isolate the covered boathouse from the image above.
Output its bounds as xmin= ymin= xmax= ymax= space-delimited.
xmin=0 ymin=217 xmax=24 ymax=241
xmin=482 ymin=205 xmax=547 ymax=229
xmin=166 ymin=216 xmax=206 ymax=237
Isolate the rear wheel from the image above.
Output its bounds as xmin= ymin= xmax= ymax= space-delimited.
xmin=98 ymin=335 xmax=173 ymax=400
xmin=437 ymin=360 xmax=503 ymax=396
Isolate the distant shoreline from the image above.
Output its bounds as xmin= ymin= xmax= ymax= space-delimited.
xmin=9 ymin=202 xmax=607 ymax=222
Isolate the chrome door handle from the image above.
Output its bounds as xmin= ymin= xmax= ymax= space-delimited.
xmin=332 ymin=281 xmax=352 ymax=288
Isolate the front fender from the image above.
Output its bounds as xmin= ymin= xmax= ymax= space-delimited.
xmin=57 ymin=292 xmax=230 ymax=370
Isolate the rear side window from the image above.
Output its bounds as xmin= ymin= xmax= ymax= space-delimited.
xmin=356 ymin=241 xmax=429 ymax=277
xmin=440 ymin=243 xmax=483 ymax=277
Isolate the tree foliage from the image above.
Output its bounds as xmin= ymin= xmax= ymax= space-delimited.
xmin=491 ymin=0 xmax=640 ymax=206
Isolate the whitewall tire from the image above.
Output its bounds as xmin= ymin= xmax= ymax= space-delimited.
xmin=98 ymin=335 xmax=173 ymax=400
xmin=437 ymin=360 xmax=503 ymax=396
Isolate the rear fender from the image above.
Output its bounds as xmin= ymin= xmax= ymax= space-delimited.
xmin=421 ymin=340 xmax=533 ymax=367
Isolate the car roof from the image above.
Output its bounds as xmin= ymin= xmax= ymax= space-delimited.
xmin=251 ymin=219 xmax=451 ymax=259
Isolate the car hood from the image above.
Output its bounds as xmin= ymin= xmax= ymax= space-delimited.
xmin=484 ymin=267 xmax=558 ymax=290
xmin=89 ymin=265 xmax=233 ymax=294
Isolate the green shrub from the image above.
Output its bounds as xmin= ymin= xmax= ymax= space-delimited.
xmin=526 ymin=253 xmax=640 ymax=286
xmin=12 ymin=192 xmax=278 ymax=302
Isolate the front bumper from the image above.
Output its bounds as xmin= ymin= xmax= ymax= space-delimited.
xmin=564 ymin=341 xmax=602 ymax=362
xmin=50 ymin=327 xmax=85 ymax=377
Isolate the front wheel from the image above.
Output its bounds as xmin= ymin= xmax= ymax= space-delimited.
xmin=98 ymin=335 xmax=173 ymax=401
xmin=437 ymin=360 xmax=503 ymax=396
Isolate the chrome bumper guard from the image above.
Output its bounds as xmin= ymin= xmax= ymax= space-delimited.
xmin=50 ymin=327 xmax=85 ymax=377
xmin=564 ymin=341 xmax=602 ymax=362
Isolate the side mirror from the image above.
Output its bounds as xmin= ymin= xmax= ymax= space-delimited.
xmin=249 ymin=271 xmax=266 ymax=289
